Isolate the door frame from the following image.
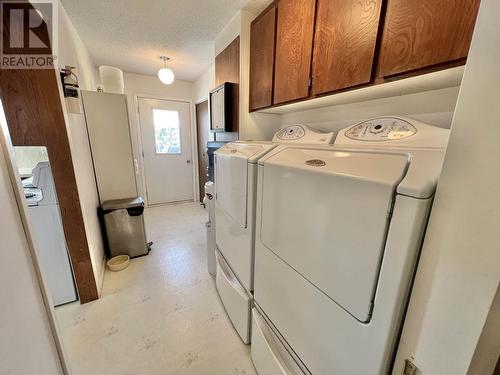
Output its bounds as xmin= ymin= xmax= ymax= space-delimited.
xmin=195 ymin=99 xmax=210 ymax=202
xmin=134 ymin=95 xmax=199 ymax=206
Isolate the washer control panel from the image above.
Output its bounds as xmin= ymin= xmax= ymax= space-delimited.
xmin=345 ymin=118 xmax=417 ymax=141
xmin=275 ymin=125 xmax=306 ymax=140
xmin=273 ymin=125 xmax=335 ymax=144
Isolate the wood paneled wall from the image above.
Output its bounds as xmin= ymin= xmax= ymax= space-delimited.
xmin=0 ymin=68 xmax=99 ymax=304
xmin=215 ymin=36 xmax=240 ymax=132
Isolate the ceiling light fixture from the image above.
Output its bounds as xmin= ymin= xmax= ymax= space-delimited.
xmin=158 ymin=56 xmax=175 ymax=85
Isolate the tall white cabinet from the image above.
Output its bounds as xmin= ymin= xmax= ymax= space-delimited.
xmin=81 ymin=91 xmax=137 ymax=203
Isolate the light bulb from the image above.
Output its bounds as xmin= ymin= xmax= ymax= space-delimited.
xmin=158 ymin=67 xmax=175 ymax=85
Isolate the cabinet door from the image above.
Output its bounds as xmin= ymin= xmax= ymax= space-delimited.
xmin=378 ymin=0 xmax=480 ymax=77
xmin=249 ymin=6 xmax=276 ymax=111
xmin=273 ymin=0 xmax=316 ymax=105
xmin=312 ymin=0 xmax=383 ymax=95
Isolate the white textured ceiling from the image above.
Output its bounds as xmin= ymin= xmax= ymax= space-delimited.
xmin=61 ymin=0 xmax=270 ymax=81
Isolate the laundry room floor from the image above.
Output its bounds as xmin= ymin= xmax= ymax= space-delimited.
xmin=56 ymin=202 xmax=256 ymax=375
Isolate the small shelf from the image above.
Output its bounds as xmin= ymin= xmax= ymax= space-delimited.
xmin=257 ymin=66 xmax=464 ymax=115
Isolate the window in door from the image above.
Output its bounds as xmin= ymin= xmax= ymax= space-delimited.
xmin=153 ymin=109 xmax=181 ymax=154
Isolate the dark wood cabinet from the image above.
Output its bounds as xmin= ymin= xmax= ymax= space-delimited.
xmin=273 ymin=0 xmax=316 ymax=105
xmin=248 ymin=0 xmax=480 ymax=112
xmin=312 ymin=0 xmax=383 ymax=95
xmin=249 ymin=5 xmax=276 ymax=111
xmin=215 ymin=36 xmax=240 ymax=131
xmin=377 ymin=0 xmax=480 ymax=77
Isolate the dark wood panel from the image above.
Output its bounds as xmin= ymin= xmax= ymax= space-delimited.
xmin=249 ymin=5 xmax=276 ymax=111
xmin=312 ymin=0 xmax=383 ymax=95
xmin=0 ymin=68 xmax=99 ymax=304
xmin=377 ymin=0 xmax=480 ymax=77
xmin=196 ymin=101 xmax=209 ymax=202
xmin=215 ymin=36 xmax=240 ymax=85
xmin=273 ymin=0 xmax=316 ymax=105
xmin=215 ymin=36 xmax=240 ymax=132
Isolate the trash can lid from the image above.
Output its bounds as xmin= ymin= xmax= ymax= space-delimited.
xmin=102 ymin=197 xmax=144 ymax=211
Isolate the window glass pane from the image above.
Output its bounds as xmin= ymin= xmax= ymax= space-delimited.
xmin=153 ymin=109 xmax=181 ymax=154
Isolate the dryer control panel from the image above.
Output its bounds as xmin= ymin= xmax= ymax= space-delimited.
xmin=345 ymin=118 xmax=417 ymax=141
xmin=273 ymin=125 xmax=335 ymax=144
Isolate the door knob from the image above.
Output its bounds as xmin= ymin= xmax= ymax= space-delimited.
xmin=187 ymin=160 xmax=191 ymax=164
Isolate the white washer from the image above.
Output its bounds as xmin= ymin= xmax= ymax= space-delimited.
xmin=214 ymin=125 xmax=335 ymax=344
xmin=251 ymin=117 xmax=449 ymax=374
xmin=24 ymin=162 xmax=77 ymax=306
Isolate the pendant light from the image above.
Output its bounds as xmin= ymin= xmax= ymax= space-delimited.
xmin=158 ymin=56 xmax=175 ymax=85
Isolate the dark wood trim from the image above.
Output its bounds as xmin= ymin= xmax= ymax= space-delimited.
xmin=195 ymin=101 xmax=209 ymax=202
xmin=0 ymin=68 xmax=99 ymax=304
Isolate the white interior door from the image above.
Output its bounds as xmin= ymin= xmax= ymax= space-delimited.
xmin=138 ymin=98 xmax=194 ymax=205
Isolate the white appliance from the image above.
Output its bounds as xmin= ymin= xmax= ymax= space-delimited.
xmin=251 ymin=117 xmax=449 ymax=374
xmin=23 ymin=162 xmax=77 ymax=306
xmin=214 ymin=125 xmax=335 ymax=344
xmin=204 ymin=181 xmax=216 ymax=276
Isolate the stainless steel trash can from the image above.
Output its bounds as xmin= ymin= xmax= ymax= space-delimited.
xmin=102 ymin=197 xmax=150 ymax=258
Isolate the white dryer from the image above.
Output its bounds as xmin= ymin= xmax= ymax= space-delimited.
xmin=214 ymin=125 xmax=335 ymax=344
xmin=251 ymin=117 xmax=449 ymax=374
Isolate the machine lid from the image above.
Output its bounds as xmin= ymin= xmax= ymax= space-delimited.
xmin=260 ymin=147 xmax=409 ymax=322
xmin=101 ymin=197 xmax=144 ymax=211
xmin=215 ymin=142 xmax=277 ymax=163
xmin=335 ymin=116 xmax=450 ymax=149
xmin=272 ymin=124 xmax=335 ymax=145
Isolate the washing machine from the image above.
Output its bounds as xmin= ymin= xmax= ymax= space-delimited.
xmin=24 ymin=162 xmax=77 ymax=306
xmin=251 ymin=117 xmax=449 ymax=374
xmin=214 ymin=125 xmax=335 ymax=344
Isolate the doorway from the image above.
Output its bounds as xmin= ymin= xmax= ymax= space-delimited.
xmin=137 ymin=98 xmax=195 ymax=205
xmin=196 ymin=100 xmax=210 ymax=202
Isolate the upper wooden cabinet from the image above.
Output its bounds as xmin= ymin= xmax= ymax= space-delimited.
xmin=248 ymin=0 xmax=480 ymax=112
xmin=273 ymin=0 xmax=316 ymax=105
xmin=312 ymin=0 xmax=383 ymax=96
xmin=249 ymin=5 xmax=276 ymax=111
xmin=378 ymin=0 xmax=480 ymax=77
xmin=215 ymin=36 xmax=240 ymax=131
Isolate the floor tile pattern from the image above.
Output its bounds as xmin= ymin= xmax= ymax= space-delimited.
xmin=57 ymin=203 xmax=256 ymax=375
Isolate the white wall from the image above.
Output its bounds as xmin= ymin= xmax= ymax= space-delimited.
xmin=57 ymin=2 xmax=99 ymax=91
xmin=0 ymin=116 xmax=64 ymax=375
xmin=393 ymin=0 xmax=500 ymax=373
xmin=193 ymin=63 xmax=215 ymax=104
xmin=281 ymin=86 xmax=460 ymax=133
xmin=122 ymin=72 xmax=195 ymax=200
xmin=56 ymin=2 xmax=106 ymax=293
